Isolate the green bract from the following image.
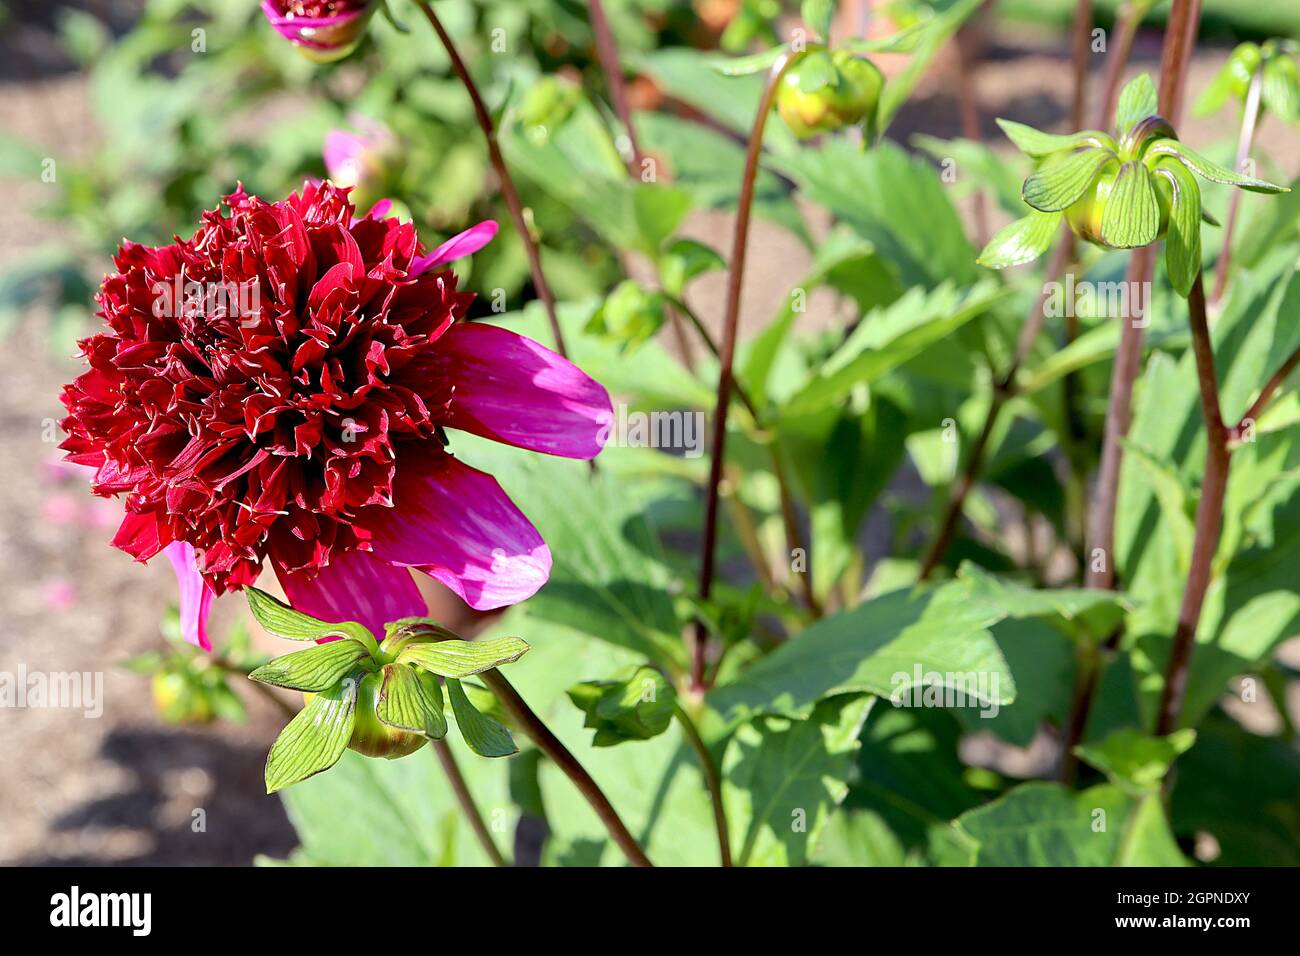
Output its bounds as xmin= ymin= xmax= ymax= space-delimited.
xmin=979 ymin=74 xmax=1289 ymax=295
xmin=1196 ymin=39 xmax=1300 ymax=122
xmin=567 ymin=666 xmax=677 ymax=747
xmin=244 ymin=589 xmax=528 ymax=793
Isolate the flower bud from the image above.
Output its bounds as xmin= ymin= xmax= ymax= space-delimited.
xmin=324 ymin=116 xmax=401 ymax=210
xmin=261 ymin=1 xmax=378 ymax=63
xmin=303 ymin=669 xmax=431 ymax=759
xmin=775 ymin=49 xmax=883 ymax=140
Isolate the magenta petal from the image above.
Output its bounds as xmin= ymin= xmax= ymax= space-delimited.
xmin=434 ymin=322 xmax=613 ymax=459
xmin=364 ymin=198 xmax=393 ymax=220
xmin=274 ymin=548 xmax=426 ymax=640
xmin=164 ymin=542 xmax=215 ymax=651
xmin=367 ymin=452 xmax=552 ymax=610
xmin=410 ymin=220 xmax=498 ymax=275
xmin=323 ymin=129 xmax=367 ymax=184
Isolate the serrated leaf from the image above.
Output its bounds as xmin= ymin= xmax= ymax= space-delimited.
xmin=1100 ymin=161 xmax=1161 ymax=248
xmin=376 ymin=663 xmax=448 ymax=739
xmin=1114 ymin=73 xmax=1158 ymax=137
xmin=1147 ymin=139 xmax=1289 ymax=193
xmin=1153 ymin=158 xmax=1203 ymax=296
xmin=249 ymin=640 xmax=373 ymax=693
xmin=397 ymin=636 xmax=530 ymax=678
xmin=995 ymin=118 xmax=1113 ymax=158
xmin=1022 ymin=147 xmax=1114 ymax=212
xmin=1075 ymin=727 xmax=1196 ymax=794
xmin=265 ymin=680 xmax=358 ymax=794
xmin=447 ymin=679 xmax=517 ymax=757
xmin=976 ymin=209 xmax=1063 ymax=268
xmin=244 ymin=587 xmax=375 ymax=648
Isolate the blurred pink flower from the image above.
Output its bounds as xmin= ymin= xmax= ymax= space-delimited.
xmin=261 ymin=1 xmax=378 ymax=62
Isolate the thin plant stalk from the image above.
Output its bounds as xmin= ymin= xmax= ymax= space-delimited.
xmin=668 ymin=291 xmax=821 ymax=616
xmin=431 ymin=738 xmax=509 ymax=866
xmin=673 ymin=704 xmax=732 ymax=866
xmin=1095 ymin=0 xmax=1144 ymax=127
xmin=586 ymin=0 xmax=645 ymax=174
xmin=479 ymin=668 xmax=654 ymax=867
xmin=1209 ymin=66 xmax=1265 ymax=307
xmin=691 ymin=52 xmax=795 ymax=690
xmin=954 ymin=25 xmax=989 ymax=247
xmin=414 ymin=1 xmax=569 ymax=359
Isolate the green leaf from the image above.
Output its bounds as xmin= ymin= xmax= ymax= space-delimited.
xmin=723 ymin=695 xmax=873 ymax=866
xmin=1021 ymin=147 xmax=1114 ymax=212
xmin=946 ymin=782 xmax=1186 ymax=866
xmin=376 ymin=663 xmax=448 ymax=739
xmin=955 ymin=561 xmax=1129 ymax=635
xmin=707 ymin=578 xmax=1016 ymax=723
xmin=977 ymin=209 xmax=1063 ymax=268
xmin=248 ymin=641 xmax=373 ymax=693
xmin=658 ymin=238 xmax=726 ymax=298
xmin=1262 ymin=55 xmax=1300 ymax=122
xmin=244 ymin=587 xmax=376 ymax=649
xmin=446 ymin=679 xmax=517 ymax=757
xmin=1075 ymin=727 xmax=1197 ymax=794
xmin=397 ymin=636 xmax=530 ymax=679
xmin=709 ymin=44 xmax=787 ymax=77
xmin=995 ymin=119 xmax=1114 ymax=158
xmin=800 ymin=0 xmax=835 ymax=41
xmin=567 ymin=665 xmax=677 ymax=746
xmin=842 ymin=17 xmax=933 ymax=55
xmin=1114 ymin=73 xmax=1158 ymax=137
xmin=1153 ymin=157 xmax=1203 ymax=296
xmin=875 ymin=0 xmax=984 ymax=135
xmin=1147 ymin=139 xmax=1290 ymax=193
xmin=586 ymin=280 xmax=667 ymax=352
xmin=1100 ymin=161 xmax=1161 ymax=248
xmin=265 ymin=680 xmax=358 ymax=794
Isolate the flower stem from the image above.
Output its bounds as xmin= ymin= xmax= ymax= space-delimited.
xmin=431 ymin=737 xmax=510 ymax=866
xmin=673 ymin=704 xmax=732 ymax=867
xmin=1155 ymin=272 xmax=1227 ymax=735
xmin=414 ymin=1 xmax=569 ymax=359
xmin=1094 ymin=0 xmax=1143 ymax=127
xmin=691 ymin=51 xmax=799 ymax=688
xmin=1209 ymin=65 xmax=1265 ymax=308
xmin=479 ymin=668 xmax=654 ymax=866
xmin=586 ymin=0 xmax=645 ymax=175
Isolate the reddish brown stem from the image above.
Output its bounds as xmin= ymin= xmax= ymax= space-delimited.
xmin=1155 ymin=273 xmax=1227 ymax=735
xmin=480 ymin=668 xmax=653 ymax=866
xmin=954 ymin=27 xmax=989 ymax=247
xmin=586 ymin=0 xmax=645 ymax=175
xmin=415 ymin=2 xmax=569 ymax=359
xmin=1209 ymin=66 xmax=1265 ymax=307
xmin=431 ymin=738 xmax=509 ymax=866
xmin=1232 ymin=346 xmax=1300 ymax=439
xmin=691 ymin=53 xmax=793 ymax=689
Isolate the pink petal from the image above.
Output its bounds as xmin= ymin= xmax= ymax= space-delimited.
xmin=364 ymin=198 xmax=393 ymax=220
xmin=113 ymin=511 xmax=172 ymax=562
xmin=410 ymin=221 xmax=498 ymax=275
xmin=164 ymin=542 xmax=215 ymax=651
xmin=367 ymin=451 xmax=551 ymax=610
xmin=274 ymin=547 xmax=426 ymax=640
xmin=323 ymin=128 xmax=367 ymax=185
xmin=434 ymin=322 xmax=613 ymax=459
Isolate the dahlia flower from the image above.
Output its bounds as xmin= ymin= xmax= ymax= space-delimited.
xmin=60 ymin=182 xmax=610 ymax=649
xmin=261 ymin=1 xmax=378 ymax=63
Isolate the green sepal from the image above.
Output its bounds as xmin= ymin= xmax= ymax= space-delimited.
xmin=977 ymin=209 xmax=1063 ymax=268
xmin=1114 ymin=73 xmax=1158 ymax=138
xmin=396 ymin=636 xmax=530 ymax=678
xmin=1022 ymin=147 xmax=1114 ymax=212
xmin=447 ymin=678 xmax=518 ymax=757
xmin=248 ymin=639 xmax=373 ymax=692
xmin=995 ymin=118 xmax=1114 ymax=158
xmin=264 ymin=678 xmax=358 ymax=793
xmin=1146 ymin=139 xmax=1290 ymax=193
xmin=375 ymin=663 xmax=448 ymax=740
xmin=566 ymin=665 xmax=677 ymax=747
xmin=1153 ymin=158 xmax=1203 ymax=297
xmin=1100 ymin=161 xmax=1161 ymax=249
xmin=244 ymin=587 xmax=377 ymax=653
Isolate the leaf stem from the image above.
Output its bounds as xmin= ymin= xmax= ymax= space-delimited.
xmin=1209 ymin=64 xmax=1265 ymax=308
xmin=586 ymin=0 xmax=645 ymax=174
xmin=479 ymin=668 xmax=654 ymax=866
xmin=691 ymin=50 xmax=797 ymax=690
xmin=673 ymin=704 xmax=732 ymax=867
xmin=414 ymin=1 xmax=569 ymax=359
xmin=1155 ymin=271 xmax=1227 ymax=735
xmin=431 ymin=737 xmax=510 ymax=866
